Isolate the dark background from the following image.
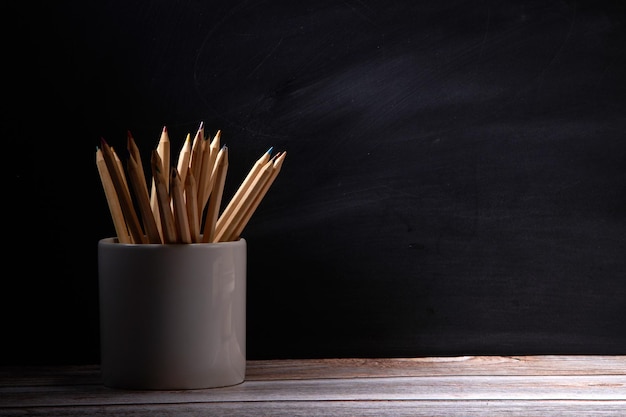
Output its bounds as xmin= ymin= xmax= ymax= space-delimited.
xmin=3 ymin=0 xmax=624 ymax=366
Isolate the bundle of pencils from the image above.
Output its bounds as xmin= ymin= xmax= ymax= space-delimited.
xmin=96 ymin=123 xmax=286 ymax=244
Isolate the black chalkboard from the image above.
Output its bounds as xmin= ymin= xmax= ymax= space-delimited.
xmin=3 ymin=0 xmax=625 ymax=365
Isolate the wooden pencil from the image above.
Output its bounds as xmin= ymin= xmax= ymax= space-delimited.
xmin=109 ymin=145 xmax=134 ymax=243
xmin=96 ymin=148 xmax=131 ymax=243
xmin=184 ymin=171 xmax=201 ymax=243
xmin=156 ymin=126 xmax=170 ymax=191
xmin=170 ymin=167 xmax=192 ymax=244
xmin=110 ymin=145 xmax=139 ymax=241
xmin=198 ymin=130 xmax=221 ymax=216
xmin=150 ymin=127 xmax=170 ymax=239
xmin=126 ymin=131 xmax=140 ymax=163
xmin=215 ymin=147 xmax=273 ymax=238
xmin=230 ymin=151 xmax=286 ymax=241
xmin=127 ymin=130 xmax=162 ymax=243
xmin=111 ymin=146 xmax=133 ymax=227
xmin=189 ymin=122 xmax=204 ymax=189
xmin=203 ymin=145 xmax=228 ymax=242
xmin=111 ymin=146 xmax=130 ymax=193
xmin=198 ymin=120 xmax=205 ymax=144
xmin=176 ymin=132 xmax=192 ymax=187
xmin=97 ymin=125 xmax=285 ymax=245
xmin=151 ymin=150 xmax=177 ymax=244
xmin=127 ymin=151 xmax=162 ymax=244
xmin=214 ymin=158 xmax=273 ymax=242
xmin=100 ymin=138 xmax=147 ymax=244
xmin=196 ymin=135 xmax=212 ymax=216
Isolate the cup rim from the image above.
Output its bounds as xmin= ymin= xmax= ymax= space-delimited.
xmin=98 ymin=237 xmax=246 ymax=247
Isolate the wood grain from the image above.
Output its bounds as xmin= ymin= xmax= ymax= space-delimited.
xmin=1 ymin=356 xmax=624 ymax=416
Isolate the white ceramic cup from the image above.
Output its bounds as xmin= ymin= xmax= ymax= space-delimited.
xmin=97 ymin=237 xmax=246 ymax=390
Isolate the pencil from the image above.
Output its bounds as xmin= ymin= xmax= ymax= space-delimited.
xmin=203 ymin=145 xmax=228 ymax=242
xmin=96 ymin=147 xmax=131 ymax=243
xmin=230 ymin=151 xmax=286 ymax=241
xmin=126 ymin=138 xmax=162 ymax=244
xmin=100 ymin=138 xmax=147 ymax=244
xmin=151 ymin=150 xmax=177 ymax=244
xmin=127 ymin=130 xmax=162 ymax=243
xmin=126 ymin=131 xmax=140 ymax=163
xmin=196 ymin=135 xmax=212 ymax=216
xmin=111 ymin=146 xmax=130 ymax=194
xmin=184 ymin=170 xmax=201 ymax=243
xmin=150 ymin=126 xmax=170 ymax=239
xmin=176 ymin=132 xmax=192 ymax=187
xmin=111 ymin=146 xmax=133 ymax=236
xmin=214 ymin=157 xmax=273 ymax=242
xmin=110 ymin=145 xmax=134 ymax=243
xmin=189 ymin=122 xmax=204 ymax=189
xmin=198 ymin=120 xmax=205 ymax=144
xmin=215 ymin=147 xmax=273 ymax=238
xmin=198 ymin=130 xmax=221 ymax=216
xmin=97 ymin=126 xmax=285 ymax=245
xmin=170 ymin=167 xmax=192 ymax=244
xmin=156 ymin=126 xmax=170 ymax=191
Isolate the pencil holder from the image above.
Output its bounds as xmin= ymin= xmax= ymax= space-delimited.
xmin=97 ymin=237 xmax=246 ymax=390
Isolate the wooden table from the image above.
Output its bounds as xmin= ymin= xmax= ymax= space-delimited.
xmin=1 ymin=356 xmax=625 ymax=416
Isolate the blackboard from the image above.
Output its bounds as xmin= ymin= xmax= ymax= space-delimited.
xmin=3 ymin=0 xmax=625 ymax=365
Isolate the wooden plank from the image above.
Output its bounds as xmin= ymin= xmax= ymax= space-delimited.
xmin=2 ymin=356 xmax=624 ymax=388
xmin=2 ymin=374 xmax=625 ymax=408
xmin=0 ymin=365 xmax=101 ymax=387
xmin=0 ymin=401 xmax=625 ymax=417
xmin=246 ymin=355 xmax=626 ymax=379
xmin=1 ymin=357 xmax=625 ymax=417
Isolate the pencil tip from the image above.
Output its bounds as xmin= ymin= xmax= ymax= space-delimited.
xmin=163 ymin=126 xmax=167 ymax=132
xmin=267 ymin=146 xmax=273 ymax=155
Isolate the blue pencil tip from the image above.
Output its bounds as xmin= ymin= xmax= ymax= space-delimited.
xmin=267 ymin=146 xmax=274 ymax=155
